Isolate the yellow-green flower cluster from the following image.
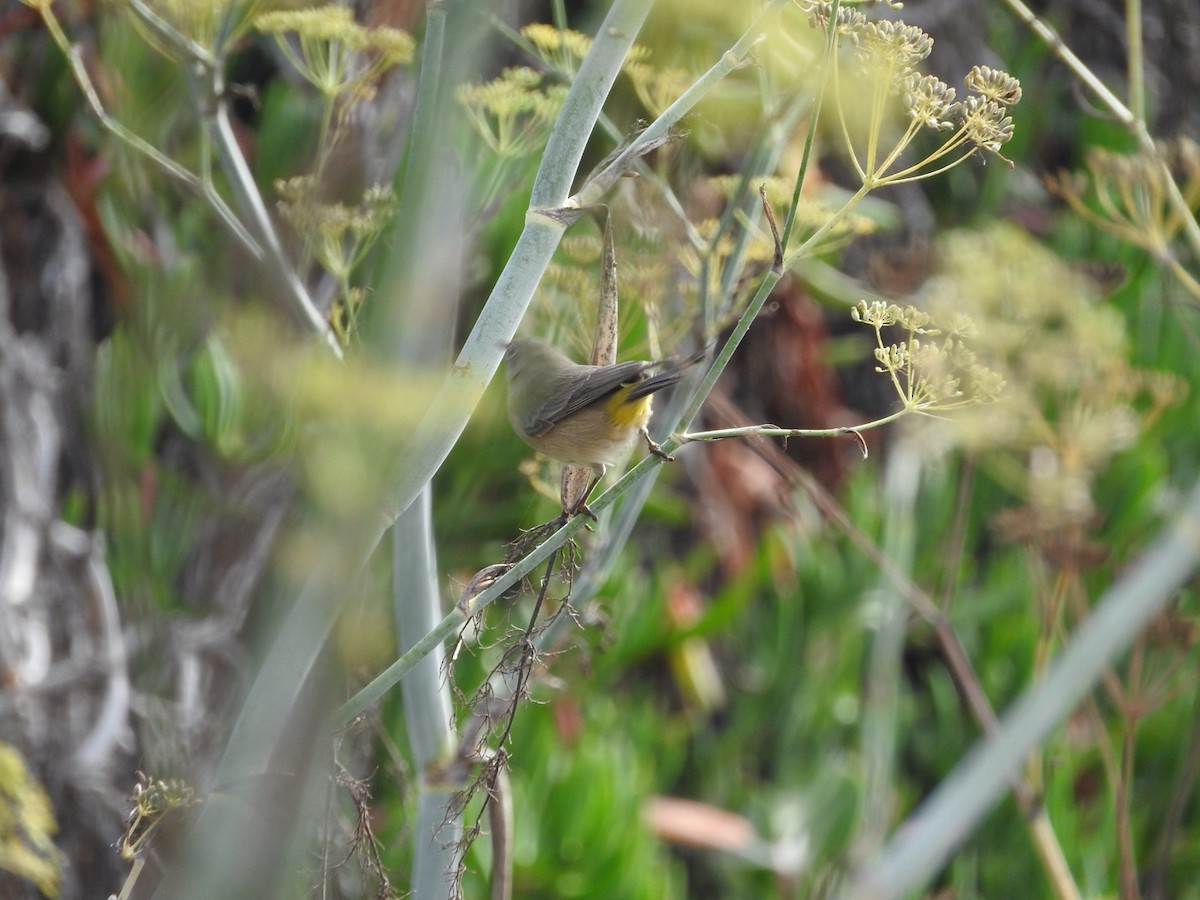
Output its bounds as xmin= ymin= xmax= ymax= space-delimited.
xmin=0 ymin=743 xmax=65 ymax=897
xmin=809 ymin=2 xmax=1022 ymax=182
xmin=277 ymin=178 xmax=397 ymax=278
xmin=519 ymin=22 xmax=685 ymax=117
xmin=276 ymin=178 xmax=397 ymax=344
xmin=456 ymin=67 xmax=568 ymax=158
xmin=852 ymin=299 xmax=1005 ymax=412
xmin=255 ymin=5 xmax=413 ymax=100
xmin=520 ymin=23 xmax=598 ymax=75
xmin=624 ymin=61 xmax=693 ymax=118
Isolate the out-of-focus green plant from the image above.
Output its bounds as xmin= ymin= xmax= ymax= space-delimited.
xmin=0 ymin=744 xmax=65 ymax=899
xmin=275 ymin=180 xmax=399 ymax=343
xmin=1047 ymin=138 xmax=1200 ymax=303
xmin=255 ymin=6 xmax=414 ymax=102
xmin=923 ymin=224 xmax=1184 ymax=541
xmin=253 ymin=5 xmax=413 ymax=346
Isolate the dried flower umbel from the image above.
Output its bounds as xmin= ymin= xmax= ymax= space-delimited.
xmin=1047 ymin=138 xmax=1200 ymax=303
xmin=276 ymin=179 xmax=398 ymax=345
xmin=852 ymin=300 xmax=1004 ymax=415
xmin=120 ymin=772 xmax=201 ymax=860
xmin=807 ymin=2 xmax=1022 ymax=186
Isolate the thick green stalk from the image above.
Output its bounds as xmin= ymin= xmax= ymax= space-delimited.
xmin=395 ymin=489 xmax=458 ymax=896
xmin=389 ymin=8 xmax=461 ymax=895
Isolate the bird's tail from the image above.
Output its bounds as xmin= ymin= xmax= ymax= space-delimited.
xmin=624 ymin=344 xmax=710 ymax=401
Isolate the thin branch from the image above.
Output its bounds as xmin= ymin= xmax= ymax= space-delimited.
xmin=680 ymin=408 xmax=910 ymax=444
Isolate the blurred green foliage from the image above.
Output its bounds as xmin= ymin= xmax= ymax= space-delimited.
xmin=14 ymin=0 xmax=1200 ymax=896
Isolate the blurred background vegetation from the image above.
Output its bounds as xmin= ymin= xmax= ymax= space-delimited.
xmin=1 ymin=0 xmax=1198 ymax=898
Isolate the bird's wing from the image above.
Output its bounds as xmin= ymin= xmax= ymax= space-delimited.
xmin=522 ymin=360 xmax=649 ymax=435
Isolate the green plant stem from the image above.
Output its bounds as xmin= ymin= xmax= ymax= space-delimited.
xmin=681 ymin=408 xmax=909 ymax=444
xmin=65 ymin=0 xmax=342 ymax=355
xmin=1126 ymin=0 xmax=1145 ymax=126
xmin=779 ymin=0 xmax=839 ymax=254
xmin=1165 ymin=255 xmax=1200 ymax=303
xmin=1118 ymin=713 xmax=1141 ymax=900
xmin=137 ymin=4 xmax=338 ymax=355
xmin=713 ymin=99 xmax=812 ymax=311
xmin=335 ymin=504 xmax=591 ymax=728
xmin=207 ymin=92 xmax=343 ymax=357
xmin=384 ymin=5 xmax=461 ymax=894
xmin=1028 ymin=812 xmax=1084 ymax=900
xmin=1117 ymin=638 xmax=1144 ymax=900
xmin=395 ymin=488 xmax=460 ymax=896
xmin=337 ymin=400 xmax=710 ymax=728
xmin=1146 ymin=700 xmax=1200 ymax=897
xmin=676 ymin=177 xmax=867 ymax=445
xmin=123 ymin=0 xmax=216 ymax=66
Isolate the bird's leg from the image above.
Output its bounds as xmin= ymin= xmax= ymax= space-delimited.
xmin=564 ymin=466 xmax=604 ymax=521
xmin=641 ymin=427 xmax=675 ymax=462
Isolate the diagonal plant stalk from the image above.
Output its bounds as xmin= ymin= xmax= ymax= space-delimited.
xmin=572 ymin=0 xmax=789 ymax=209
xmin=204 ymin=87 xmax=343 ymax=357
xmin=843 ymin=477 xmax=1200 ymax=900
